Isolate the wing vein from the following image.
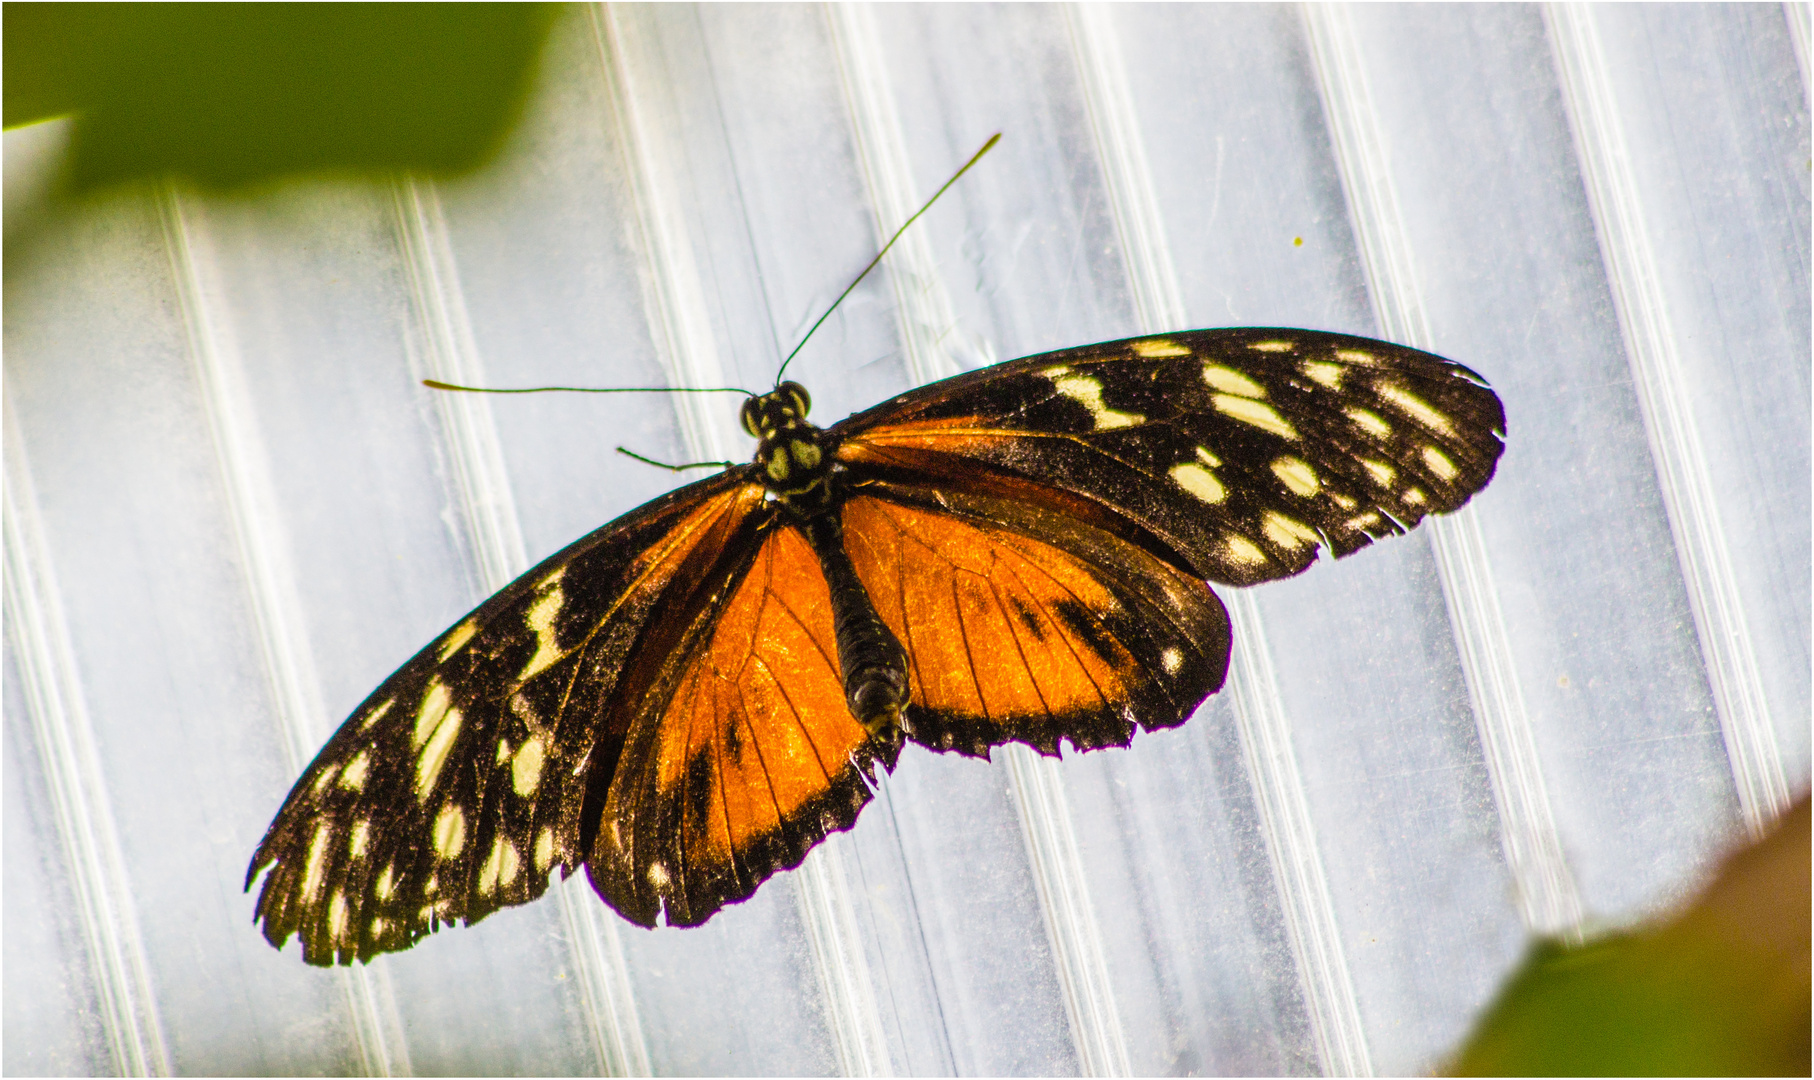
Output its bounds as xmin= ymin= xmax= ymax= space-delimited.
xmin=995 ymin=547 xmax=1117 ymax=713
xmin=729 ymin=684 xmax=788 ymax=847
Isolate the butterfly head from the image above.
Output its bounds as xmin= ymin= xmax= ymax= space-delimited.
xmin=740 ymin=381 xmax=812 ymax=437
xmin=743 ymin=381 xmax=834 ymax=503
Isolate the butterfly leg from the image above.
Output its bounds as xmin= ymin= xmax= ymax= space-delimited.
xmin=802 ymin=511 xmax=911 ymax=741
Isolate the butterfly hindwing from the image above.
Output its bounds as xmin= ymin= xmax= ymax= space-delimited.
xmin=835 ymin=327 xmax=1506 ymax=587
xmin=589 ymin=521 xmax=901 ymax=927
xmin=839 ymin=483 xmax=1232 ymax=759
xmin=248 ymin=468 xmax=767 ymax=964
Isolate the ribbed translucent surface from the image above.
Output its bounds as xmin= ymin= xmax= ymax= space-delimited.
xmin=5 ymin=5 xmax=1807 ymax=1075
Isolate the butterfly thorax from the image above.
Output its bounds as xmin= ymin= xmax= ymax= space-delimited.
xmin=739 ymin=381 xmax=909 ymax=738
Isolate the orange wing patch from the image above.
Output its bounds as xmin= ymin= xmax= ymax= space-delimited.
xmin=593 ymin=524 xmax=888 ymax=927
xmin=837 ymin=414 xmax=1020 ymax=459
xmin=843 ymin=495 xmax=1128 ymax=727
xmin=843 ymin=494 xmax=1208 ymax=758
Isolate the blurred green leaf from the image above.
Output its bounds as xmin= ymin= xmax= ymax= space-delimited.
xmin=1450 ymin=797 xmax=1810 ymax=1076
xmin=3 ymin=2 xmax=559 ymax=190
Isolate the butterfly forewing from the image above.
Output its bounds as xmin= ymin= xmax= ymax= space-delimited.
xmin=248 ymin=468 xmax=767 ymax=964
xmin=835 ymin=328 xmax=1506 ymax=586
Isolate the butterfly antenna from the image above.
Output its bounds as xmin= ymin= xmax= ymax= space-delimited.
xmin=423 ymin=379 xmax=755 ymax=396
xmin=615 ymin=447 xmax=737 ymax=472
xmin=774 ymin=132 xmax=1001 ymax=384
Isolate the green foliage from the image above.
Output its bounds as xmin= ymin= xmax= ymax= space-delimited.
xmin=3 ymin=2 xmax=559 ymax=190
xmin=1451 ymin=799 xmax=1810 ymax=1076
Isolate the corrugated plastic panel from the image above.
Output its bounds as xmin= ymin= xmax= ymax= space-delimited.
xmin=5 ymin=4 xmax=1807 ymax=1075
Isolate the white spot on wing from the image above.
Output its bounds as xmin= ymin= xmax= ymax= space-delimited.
xmin=1134 ymin=339 xmax=1192 ymax=357
xmin=1263 ymin=512 xmax=1320 ymax=552
xmin=1346 ymin=408 xmax=1389 ymax=438
xmin=648 ymin=862 xmax=670 ymax=888
xmin=513 ymin=736 xmax=546 ymax=796
xmin=1248 ymin=339 xmax=1294 ymax=352
xmin=433 ymin=804 xmax=466 ymax=859
xmin=1214 ymin=395 xmax=1299 ymax=440
xmin=302 ymin=824 xmax=331 ymax=901
xmin=519 ymin=587 xmax=567 ymax=682
xmin=329 ymin=891 xmax=349 ymax=940
xmin=438 ymin=619 xmax=478 ymax=663
xmin=479 ymin=838 xmax=506 ymax=895
xmin=1335 ymin=349 xmax=1377 ymax=364
xmin=1225 ymin=536 xmax=1267 ymax=566
xmin=360 ymin=698 xmax=394 ymax=731
xmin=1377 ymin=383 xmax=1455 ymax=435
xmin=350 ymin=819 xmax=369 ymax=858
xmin=1271 ymin=456 xmax=1319 ymax=496
xmin=1422 ymin=446 xmax=1459 ymax=480
xmin=341 ymin=752 xmax=369 ymax=792
xmin=415 ymin=704 xmax=463 ymax=800
xmin=1160 ymin=647 xmax=1183 ymax=674
xmin=1201 ymin=364 xmax=1266 ymax=398
xmin=1050 ymin=372 xmax=1144 ymax=430
xmin=1302 ymin=361 xmax=1344 ymax=389
xmin=376 ymin=864 xmax=395 ymax=900
xmin=1169 ymin=462 xmax=1226 ymax=504
xmin=1362 ymin=459 xmax=1396 ymax=487
xmin=413 ymin=680 xmax=452 ymax=748
xmin=535 ymin=828 xmax=555 ymax=872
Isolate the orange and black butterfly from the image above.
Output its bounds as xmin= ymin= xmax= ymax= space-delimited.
xmin=248 ymin=325 xmax=1504 ymax=964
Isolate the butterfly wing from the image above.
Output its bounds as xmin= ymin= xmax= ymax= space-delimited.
xmin=828 ymin=327 xmax=1502 ymax=758
xmin=247 ymin=467 xmax=769 ymax=964
xmin=840 ymin=482 xmax=1232 ymax=759
xmin=834 ymin=327 xmax=1506 ymax=587
xmin=587 ymin=522 xmax=901 ymax=927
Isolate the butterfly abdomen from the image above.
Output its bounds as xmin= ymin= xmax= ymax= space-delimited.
xmin=802 ymin=509 xmax=910 ymax=740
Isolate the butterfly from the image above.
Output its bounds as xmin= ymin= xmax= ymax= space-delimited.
xmin=247 ymin=326 xmax=1504 ymax=965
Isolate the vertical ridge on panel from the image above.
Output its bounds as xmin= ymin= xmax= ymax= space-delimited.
xmin=392 ymin=176 xmax=651 ymax=1077
xmin=1788 ymin=3 xmax=1812 ymax=109
xmin=826 ymin=2 xmax=966 ymax=387
xmin=832 ymin=6 xmax=1127 ymax=1075
xmin=393 ymin=180 xmax=530 ymax=589
xmin=1002 ymin=751 xmax=1130 ymax=1078
xmin=1224 ymin=597 xmax=1369 ymax=1078
xmin=3 ymin=400 xmax=173 ymax=1078
xmin=160 ymin=187 xmax=413 ymax=1077
xmin=589 ymin=4 xmax=740 ymax=468
xmin=592 ymin=7 xmax=890 ymax=1075
xmin=1304 ymin=2 xmax=1586 ymax=936
xmin=1068 ymin=5 xmax=1370 ymax=1074
xmin=1544 ymin=4 xmax=1790 ymax=835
